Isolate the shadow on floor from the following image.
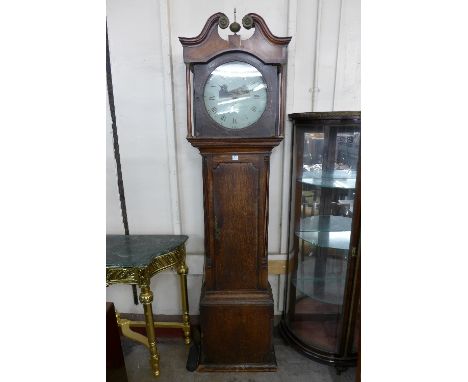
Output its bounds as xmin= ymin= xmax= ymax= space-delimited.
xmin=120 ymin=334 xmax=355 ymax=382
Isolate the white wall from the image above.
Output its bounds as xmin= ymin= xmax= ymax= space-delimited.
xmin=106 ymin=0 xmax=360 ymax=316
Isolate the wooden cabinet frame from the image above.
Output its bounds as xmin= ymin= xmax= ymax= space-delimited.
xmin=179 ymin=13 xmax=291 ymax=371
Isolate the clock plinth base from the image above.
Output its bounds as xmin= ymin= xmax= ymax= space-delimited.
xmin=197 ymin=359 xmax=277 ymax=373
xmin=197 ymin=284 xmax=277 ymax=372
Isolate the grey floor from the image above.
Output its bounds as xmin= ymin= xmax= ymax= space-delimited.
xmin=121 ymin=334 xmax=356 ymax=382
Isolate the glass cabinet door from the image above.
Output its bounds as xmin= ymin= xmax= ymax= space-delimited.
xmin=281 ymin=112 xmax=360 ymax=369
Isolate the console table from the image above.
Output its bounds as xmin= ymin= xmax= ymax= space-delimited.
xmin=106 ymin=235 xmax=191 ymax=377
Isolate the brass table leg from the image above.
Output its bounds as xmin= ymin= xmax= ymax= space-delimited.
xmin=177 ymin=262 xmax=191 ymax=345
xmin=139 ymin=285 xmax=160 ymax=377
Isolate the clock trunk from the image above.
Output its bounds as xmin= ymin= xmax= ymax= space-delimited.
xmin=197 ymin=148 xmax=276 ymax=371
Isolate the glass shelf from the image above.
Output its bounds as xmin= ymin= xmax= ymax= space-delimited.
xmin=302 ymin=169 xmax=357 ymax=179
xmin=298 ymin=176 xmax=356 ymax=189
xmin=296 ymin=231 xmax=351 ymax=250
xmin=298 ymin=215 xmax=352 ymax=232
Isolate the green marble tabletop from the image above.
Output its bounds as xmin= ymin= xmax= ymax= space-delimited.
xmin=106 ymin=235 xmax=188 ymax=268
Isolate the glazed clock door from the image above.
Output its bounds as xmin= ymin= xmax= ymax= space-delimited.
xmin=203 ymin=61 xmax=268 ymax=129
xmin=192 ymin=52 xmax=279 ymax=138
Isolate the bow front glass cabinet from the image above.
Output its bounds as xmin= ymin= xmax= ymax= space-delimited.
xmin=280 ymin=112 xmax=361 ymax=372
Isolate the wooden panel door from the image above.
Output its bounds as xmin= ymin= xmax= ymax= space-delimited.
xmin=209 ymin=153 xmax=267 ymax=291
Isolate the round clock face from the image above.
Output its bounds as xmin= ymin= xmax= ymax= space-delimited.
xmin=203 ymin=61 xmax=267 ymax=129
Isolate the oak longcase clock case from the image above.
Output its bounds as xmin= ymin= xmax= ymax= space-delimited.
xmin=179 ymin=13 xmax=291 ymax=371
xmin=280 ymin=112 xmax=361 ymax=372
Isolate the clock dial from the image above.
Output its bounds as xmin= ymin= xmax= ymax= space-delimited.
xmin=203 ymin=61 xmax=267 ymax=129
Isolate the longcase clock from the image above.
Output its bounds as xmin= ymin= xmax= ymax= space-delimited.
xmin=179 ymin=12 xmax=291 ymax=371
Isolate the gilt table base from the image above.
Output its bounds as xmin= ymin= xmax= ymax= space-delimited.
xmin=106 ymin=236 xmax=191 ymax=378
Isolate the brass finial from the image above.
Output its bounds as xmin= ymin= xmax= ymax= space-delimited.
xmin=229 ymin=8 xmax=241 ymax=33
xmin=242 ymin=14 xmax=254 ymax=30
xmin=218 ymin=13 xmax=229 ymax=29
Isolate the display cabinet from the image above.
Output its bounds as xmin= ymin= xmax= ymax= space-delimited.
xmin=280 ymin=112 xmax=361 ymax=372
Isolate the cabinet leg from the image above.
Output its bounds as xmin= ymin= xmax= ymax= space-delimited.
xmin=177 ymin=262 xmax=191 ymax=345
xmin=139 ymin=285 xmax=160 ymax=377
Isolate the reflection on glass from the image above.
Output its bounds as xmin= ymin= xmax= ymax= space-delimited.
xmin=300 ymin=131 xmax=360 ymax=187
xmin=286 ymin=125 xmax=360 ymax=354
xmin=203 ymin=61 xmax=267 ymax=129
xmin=293 ymin=239 xmax=348 ymax=305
